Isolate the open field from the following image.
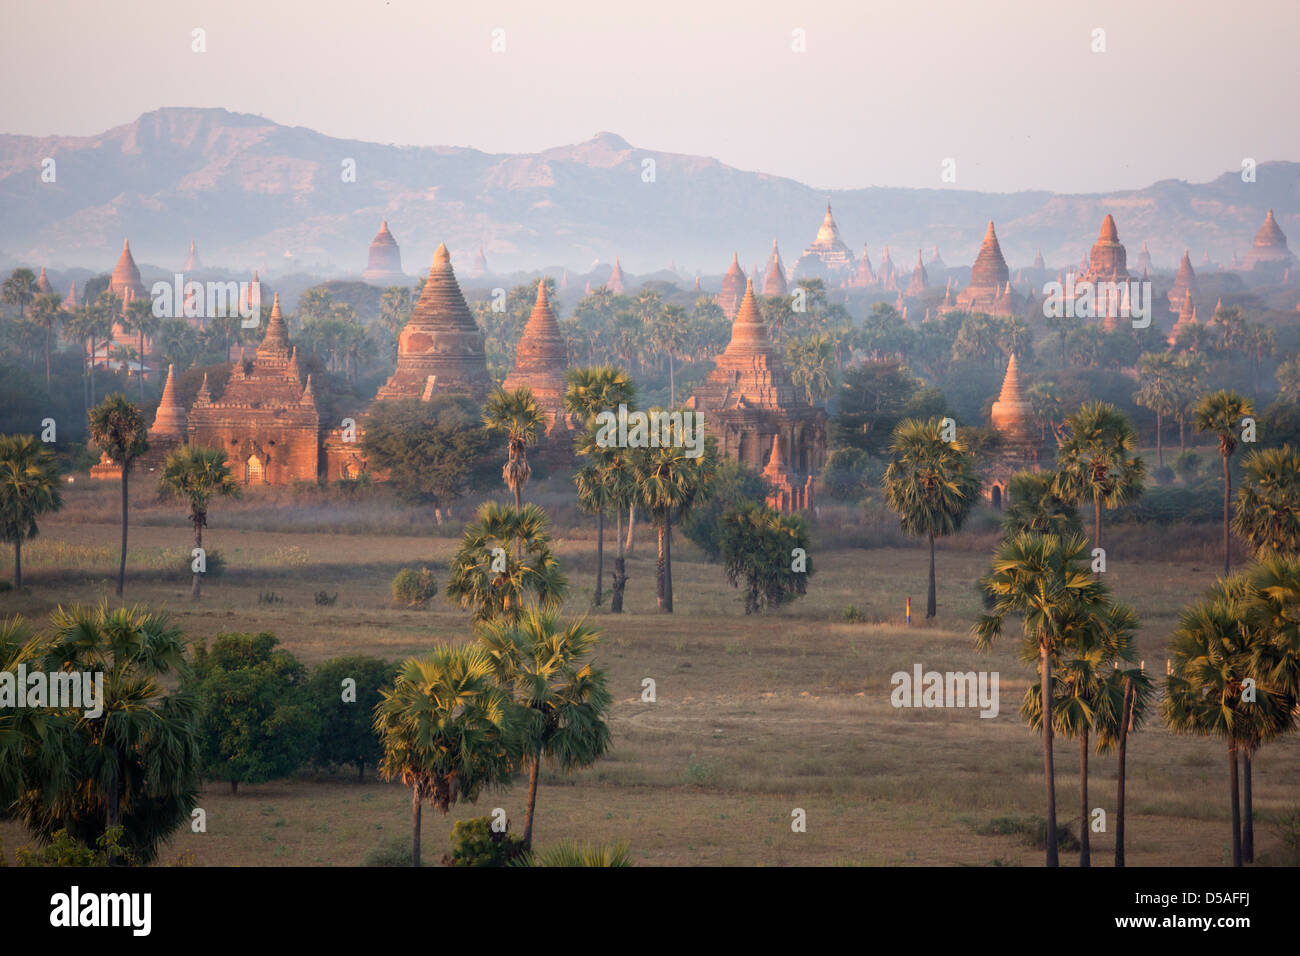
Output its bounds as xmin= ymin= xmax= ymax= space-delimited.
xmin=1 ymin=481 xmax=1296 ymax=867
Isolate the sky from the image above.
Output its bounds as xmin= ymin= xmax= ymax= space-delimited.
xmin=2 ymin=0 xmax=1298 ymax=194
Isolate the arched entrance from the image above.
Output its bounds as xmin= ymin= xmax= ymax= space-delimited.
xmin=246 ymin=454 xmax=265 ymax=484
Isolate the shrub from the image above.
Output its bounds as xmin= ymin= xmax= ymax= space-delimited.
xmin=513 ymin=841 xmax=632 ymax=867
xmin=391 ymin=567 xmax=438 ymax=607
xmin=257 ymin=591 xmax=283 ymax=605
xmin=1152 ymin=465 xmax=1175 ymax=485
xmin=442 ymin=816 xmax=527 ymax=867
xmin=314 ymin=590 xmax=338 ymax=606
xmin=841 ymin=605 xmax=868 ymax=623
xmin=1172 ymin=450 xmax=1201 ymax=482
xmin=823 ymin=448 xmax=882 ymax=501
xmin=9 ymin=827 xmax=133 ymax=867
xmin=719 ymin=502 xmax=811 ymax=613
xmin=363 ymin=834 xmax=413 ymax=867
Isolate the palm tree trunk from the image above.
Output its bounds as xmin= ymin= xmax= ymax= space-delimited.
xmin=1093 ymin=493 xmax=1101 ymax=557
xmin=411 ymin=786 xmax=422 ymax=867
xmin=1228 ymin=743 xmax=1242 ymax=866
xmin=594 ymin=509 xmax=605 ymax=606
xmin=1115 ymin=678 xmax=1134 ymax=867
xmin=625 ymin=503 xmax=636 ymax=554
xmin=45 ymin=325 xmax=51 ymax=391
xmin=1242 ymin=749 xmax=1254 ymax=863
xmin=89 ymin=335 xmax=96 ymax=404
xmin=1222 ymin=453 xmax=1231 ymax=575
xmin=668 ymin=352 xmax=676 ymax=406
xmin=1041 ymin=642 xmax=1059 ymax=867
xmin=1178 ymin=415 xmax=1185 ymax=452
xmin=926 ymin=531 xmax=936 ymax=619
xmin=1156 ymin=408 xmax=1163 ymax=468
xmin=612 ymin=505 xmax=626 ymax=613
xmin=105 ymin=759 xmax=120 ymax=866
xmin=523 ymin=755 xmax=541 ymax=850
xmin=140 ymin=330 xmax=146 ymax=400
xmin=117 ymin=468 xmax=129 ymax=597
xmin=12 ymin=540 xmax=20 ymax=589
xmin=664 ymin=513 xmax=673 ymax=612
xmin=192 ymin=520 xmax=203 ymax=601
xmin=1079 ymin=731 xmax=1090 ymax=867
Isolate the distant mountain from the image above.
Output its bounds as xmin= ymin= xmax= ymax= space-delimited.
xmin=1 ymin=107 xmax=1297 ymax=278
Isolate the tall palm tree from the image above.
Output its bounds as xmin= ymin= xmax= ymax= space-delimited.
xmin=29 ymin=603 xmax=200 ymax=864
xmin=1134 ymin=352 xmax=1180 ymax=468
xmin=445 ymin=502 xmax=567 ymax=623
xmin=1232 ymin=445 xmax=1300 ymax=559
xmin=88 ymin=394 xmax=149 ymax=597
xmin=1171 ymin=353 xmax=1205 ymax=452
xmin=124 ymin=296 xmax=158 ymax=402
xmin=483 ymin=385 xmax=544 ymax=511
xmin=373 ymin=645 xmax=521 ymax=866
xmin=1163 ymin=579 xmax=1289 ymax=866
xmin=159 ymin=445 xmax=241 ymax=601
xmin=975 ymin=532 xmax=1107 ymax=866
xmin=1053 ymin=401 xmax=1146 ymax=556
xmin=29 ymin=293 xmax=64 ymax=392
xmin=1000 ymin=469 xmax=1082 ymax=539
xmin=633 ymin=432 xmax=718 ymax=613
xmin=1 ymin=268 xmax=36 ymax=320
xmin=565 ymin=366 xmax=637 ymax=606
xmin=1021 ymin=599 xmax=1138 ymax=867
xmin=0 ymin=434 xmax=63 ymax=587
xmin=0 ymin=617 xmax=74 ymax=813
xmin=883 ymin=418 xmax=981 ymax=619
xmin=477 ymin=609 xmax=612 ymax=849
xmin=1193 ymin=389 xmax=1254 ymax=575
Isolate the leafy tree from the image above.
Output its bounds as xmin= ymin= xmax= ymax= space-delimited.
xmin=975 ymin=532 xmax=1108 ymax=866
xmin=1052 ymin=401 xmax=1145 ymax=556
xmin=785 ymin=333 xmax=836 ymax=405
xmin=634 ymin=427 xmax=719 ymax=612
xmin=362 ymin=396 xmax=498 ymax=525
xmin=186 ymin=632 xmax=316 ymax=794
xmin=445 ymin=502 xmax=566 ymax=623
xmin=306 ymin=656 xmax=394 ymax=781
xmin=821 ymin=447 xmax=880 ymax=502
xmin=0 ymin=434 xmax=62 ymax=587
xmin=1193 ymin=389 xmax=1254 ymax=575
xmin=477 ymin=610 xmax=611 ymax=849
xmin=391 ymin=567 xmax=438 ymax=607
xmin=374 ymin=645 xmax=521 ymax=866
xmin=1000 ymin=470 xmax=1081 ymax=540
xmin=834 ymin=362 xmax=946 ymax=456
xmin=159 ymin=445 xmax=240 ymax=601
xmin=18 ymin=604 xmax=200 ymax=864
xmin=1232 ymin=445 xmax=1300 ymax=559
xmin=442 ymin=816 xmax=527 ymax=867
xmin=719 ymin=502 xmax=812 ymax=613
xmin=88 ymin=394 xmax=149 ymax=596
xmin=483 ymin=385 xmax=544 ymax=510
xmin=883 ymin=418 xmax=981 ymax=619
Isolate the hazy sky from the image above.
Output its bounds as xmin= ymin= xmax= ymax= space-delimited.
xmin=4 ymin=0 xmax=1297 ymax=194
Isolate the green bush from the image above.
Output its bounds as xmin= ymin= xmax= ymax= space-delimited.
xmin=680 ymin=458 xmax=769 ymax=562
xmin=442 ymin=816 xmax=527 ymax=867
xmin=841 ymin=605 xmax=868 ymax=623
xmin=363 ymin=834 xmax=413 ymax=867
xmin=823 ymin=448 xmax=882 ymax=501
xmin=1172 ymin=450 xmax=1201 ymax=482
xmin=314 ymin=590 xmax=338 ymax=606
xmin=391 ymin=567 xmax=438 ymax=607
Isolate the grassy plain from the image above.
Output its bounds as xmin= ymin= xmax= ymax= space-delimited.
xmin=1 ymin=480 xmax=1296 ymax=867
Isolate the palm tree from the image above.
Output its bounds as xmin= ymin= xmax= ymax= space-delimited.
xmin=1171 ymin=354 xmax=1205 ymax=452
xmin=1134 ymin=353 xmax=1180 ymax=468
xmin=0 ymin=434 xmax=63 ymax=587
xmin=975 ymin=532 xmax=1107 ymax=866
xmin=0 ymin=617 xmax=73 ymax=813
xmin=785 ymin=333 xmax=836 ymax=405
xmin=1102 ymin=656 xmax=1154 ymax=867
xmin=1 ymin=268 xmax=37 ymax=321
xmin=483 ymin=385 xmax=544 ymax=512
xmin=1232 ymin=445 xmax=1300 ymax=559
xmin=124 ymin=296 xmax=158 ymax=402
xmin=159 ymin=446 xmax=241 ymax=601
xmin=1000 ymin=470 xmax=1082 ymax=539
xmin=1163 ymin=580 xmax=1289 ymax=866
xmin=565 ymin=366 xmax=637 ymax=606
xmin=29 ymin=293 xmax=64 ymax=392
xmin=373 ymin=645 xmax=521 ymax=866
xmin=883 ymin=418 xmax=981 ymax=619
xmin=445 ymin=502 xmax=567 ymax=623
xmin=1193 ymin=389 xmax=1254 ymax=575
xmin=88 ymin=395 xmax=149 ymax=597
xmin=477 ymin=609 xmax=612 ymax=849
xmin=1021 ymin=599 xmax=1138 ymax=867
xmin=1053 ymin=401 xmax=1146 ymax=557
xmin=633 ymin=431 xmax=718 ymax=613
xmin=514 ymin=841 xmax=632 ymax=867
xmin=30 ymin=603 xmax=200 ymax=864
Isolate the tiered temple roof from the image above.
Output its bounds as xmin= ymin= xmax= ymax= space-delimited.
xmin=150 ymin=364 xmax=188 ymax=440
xmin=928 ymin=246 xmax=946 ymax=271
xmin=1167 ymin=249 xmax=1197 ymax=312
xmin=905 ymin=250 xmax=928 ymax=297
xmin=957 ymin=222 xmax=1020 ymax=316
xmin=990 ymin=353 xmax=1034 ymax=444
xmin=762 ymin=240 xmax=788 ymax=297
xmin=719 ymin=253 xmax=747 ymax=318
xmin=375 ymin=243 xmax=490 ymax=401
xmin=502 ymin=281 xmax=569 ymax=425
xmin=36 ymin=267 xmax=53 ymax=294
xmin=1242 ymin=209 xmax=1296 ymax=270
xmin=1078 ymin=215 xmax=1130 ymax=284
xmin=850 ymin=245 xmax=876 ymax=287
xmin=183 ymin=240 xmax=203 ymax=272
xmin=361 ymin=220 xmax=405 ymax=284
xmin=606 ymin=258 xmax=627 ymax=294
xmin=471 ymin=245 xmax=489 ymax=279
xmin=1168 ymin=290 xmax=1198 ymax=346
xmin=109 ymin=239 xmax=147 ymax=299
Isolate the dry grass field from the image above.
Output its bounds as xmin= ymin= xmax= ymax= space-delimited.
xmin=2 ymin=480 xmax=1297 ymax=867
